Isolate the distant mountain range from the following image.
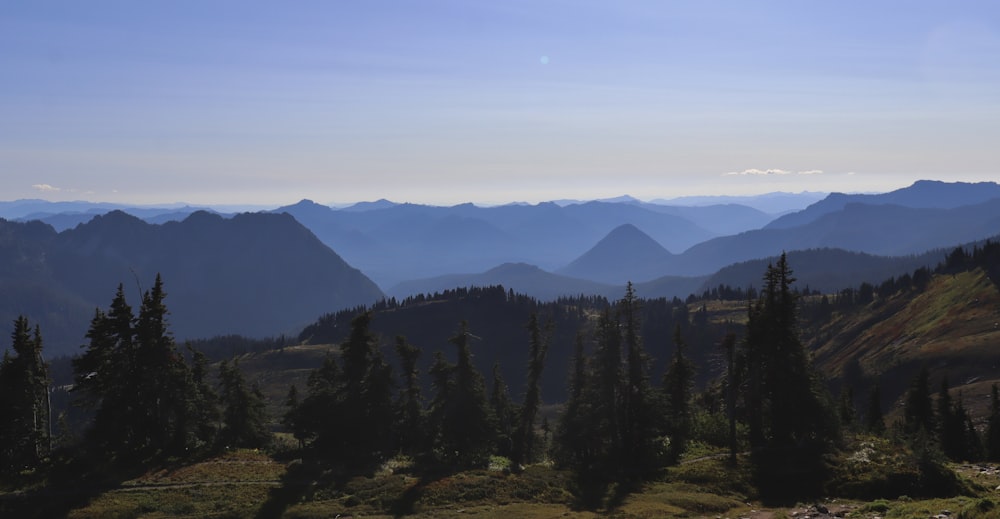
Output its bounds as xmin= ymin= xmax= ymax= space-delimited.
xmin=3 ymin=180 xmax=1000 ymax=353
xmin=0 ymin=211 xmax=383 ymax=356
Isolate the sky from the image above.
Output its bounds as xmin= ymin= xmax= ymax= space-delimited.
xmin=2 ymin=1 xmax=999 ymax=207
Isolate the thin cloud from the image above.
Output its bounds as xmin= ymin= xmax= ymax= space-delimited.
xmin=723 ymin=168 xmax=824 ymax=176
xmin=32 ymin=183 xmax=61 ymax=192
xmin=724 ymin=168 xmax=791 ymax=176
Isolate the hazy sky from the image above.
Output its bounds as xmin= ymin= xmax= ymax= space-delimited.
xmin=3 ymin=1 xmax=999 ymax=206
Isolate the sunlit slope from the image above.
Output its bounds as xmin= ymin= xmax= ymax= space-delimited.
xmin=810 ymin=269 xmax=1000 ymax=405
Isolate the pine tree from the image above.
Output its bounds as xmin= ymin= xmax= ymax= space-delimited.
xmin=0 ymin=316 xmax=50 ymax=474
xmin=512 ymin=313 xmax=549 ymax=467
xmin=337 ymin=312 xmax=394 ymax=467
xmin=903 ymin=366 xmax=935 ymax=436
xmin=552 ymin=332 xmax=593 ymax=470
xmin=218 ymin=359 xmax=270 ymax=449
xmin=72 ymin=276 xmax=203 ymax=460
xmin=741 ymin=253 xmax=838 ymax=497
xmin=987 ymin=384 xmax=1000 ymax=461
xmin=491 ymin=363 xmax=516 ymax=458
xmin=663 ymin=324 xmax=695 ymax=459
xmin=620 ymin=283 xmax=659 ymax=477
xmin=865 ymin=382 xmax=886 ymax=435
xmin=393 ymin=335 xmax=424 ymax=456
xmin=428 ymin=322 xmax=496 ymax=469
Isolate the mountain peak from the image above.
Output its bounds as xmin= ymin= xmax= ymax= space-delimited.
xmin=557 ymin=223 xmax=674 ymax=284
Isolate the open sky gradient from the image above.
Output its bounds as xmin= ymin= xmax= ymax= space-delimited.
xmin=2 ymin=1 xmax=999 ymax=206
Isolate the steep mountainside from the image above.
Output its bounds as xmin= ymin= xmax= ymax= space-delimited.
xmin=0 ymin=211 xmax=383 ymax=355
xmin=806 ymin=267 xmax=1000 ymax=417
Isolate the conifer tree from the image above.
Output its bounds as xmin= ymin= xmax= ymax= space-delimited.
xmin=73 ymin=277 xmax=202 ymax=460
xmin=428 ymin=322 xmax=496 ymax=469
xmin=663 ymin=324 xmax=694 ymax=458
xmin=491 ymin=363 xmax=516 ymax=458
xmin=218 ymin=359 xmax=270 ymax=449
xmin=741 ymin=253 xmax=838 ymax=496
xmin=512 ymin=313 xmax=549 ymax=467
xmin=987 ymin=384 xmax=1000 ymax=461
xmin=903 ymin=366 xmax=935 ymax=436
xmin=0 ymin=316 xmax=50 ymax=474
xmin=393 ymin=335 xmax=424 ymax=456
xmin=551 ymin=332 xmax=593 ymax=470
xmin=620 ymin=283 xmax=659 ymax=476
xmin=865 ymin=382 xmax=886 ymax=435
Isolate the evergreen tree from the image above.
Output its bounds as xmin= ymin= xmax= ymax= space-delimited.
xmin=287 ymin=312 xmax=394 ymax=468
xmin=337 ymin=312 xmax=394 ymax=467
xmin=72 ymin=276 xmax=203 ymax=460
xmin=0 ymin=316 xmax=50 ymax=474
xmin=865 ymin=382 xmax=886 ymax=435
xmin=620 ymin=283 xmax=660 ymax=477
xmin=987 ymin=384 xmax=1000 ymax=461
xmin=937 ymin=377 xmax=966 ymax=460
xmin=903 ymin=366 xmax=935 ymax=436
xmin=491 ymin=363 xmax=516 ymax=458
xmin=188 ymin=344 xmax=220 ymax=448
xmin=551 ymin=332 xmax=594 ymax=470
xmin=663 ymin=324 xmax=694 ymax=458
xmin=741 ymin=254 xmax=838 ymax=497
xmin=219 ymin=359 xmax=271 ymax=449
xmin=393 ymin=335 xmax=424 ymax=456
xmin=218 ymin=359 xmax=270 ymax=449
xmin=428 ymin=322 xmax=496 ymax=469
xmin=512 ymin=313 xmax=549 ymax=467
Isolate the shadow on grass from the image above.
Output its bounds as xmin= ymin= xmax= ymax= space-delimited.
xmin=0 ymin=450 xmax=152 ymax=519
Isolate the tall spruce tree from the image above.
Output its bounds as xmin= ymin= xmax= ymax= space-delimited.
xmin=663 ymin=324 xmax=694 ymax=458
xmin=428 ymin=322 xmax=496 ymax=469
xmin=987 ymin=384 xmax=1000 ymax=461
xmin=218 ymin=359 xmax=270 ymax=449
xmin=865 ymin=382 xmax=886 ymax=435
xmin=741 ymin=253 xmax=838 ymax=497
xmin=512 ymin=313 xmax=549 ymax=467
xmin=0 ymin=316 xmax=50 ymax=474
xmin=393 ymin=335 xmax=425 ymax=456
xmin=491 ymin=363 xmax=516 ymax=458
xmin=903 ymin=366 xmax=935 ymax=436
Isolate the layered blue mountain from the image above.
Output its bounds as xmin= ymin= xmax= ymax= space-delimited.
xmin=765 ymin=180 xmax=1000 ymax=229
xmin=273 ymin=199 xmax=724 ymax=287
xmin=557 ymin=223 xmax=675 ymax=284
xmin=0 ymin=211 xmax=383 ymax=356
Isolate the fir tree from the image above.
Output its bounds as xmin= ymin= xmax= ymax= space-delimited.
xmin=491 ymin=363 xmax=516 ymax=458
xmin=865 ymin=382 xmax=886 ymax=435
xmin=741 ymin=253 xmax=838 ymax=497
xmin=663 ymin=324 xmax=695 ymax=459
xmin=987 ymin=384 xmax=1000 ymax=461
xmin=512 ymin=313 xmax=549 ymax=467
xmin=0 ymin=316 xmax=50 ymax=474
xmin=428 ymin=322 xmax=496 ymax=469
xmin=393 ymin=335 xmax=424 ymax=456
xmin=218 ymin=359 xmax=270 ymax=449
xmin=903 ymin=366 xmax=935 ymax=436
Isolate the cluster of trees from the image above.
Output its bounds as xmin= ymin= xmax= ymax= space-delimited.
xmin=284 ymin=312 xmax=550 ymax=472
xmin=69 ymin=275 xmax=269 ymax=464
xmin=894 ymin=366 xmax=1000 ymax=463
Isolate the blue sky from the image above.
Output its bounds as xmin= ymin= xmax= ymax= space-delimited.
xmin=2 ymin=1 xmax=999 ymax=206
